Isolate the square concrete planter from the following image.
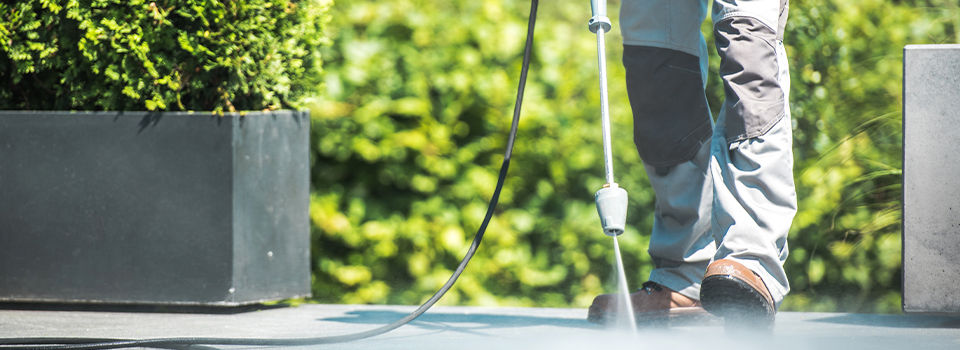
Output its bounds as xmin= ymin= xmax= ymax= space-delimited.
xmin=0 ymin=110 xmax=311 ymax=306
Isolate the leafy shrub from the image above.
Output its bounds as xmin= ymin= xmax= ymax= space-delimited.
xmin=310 ymin=0 xmax=956 ymax=313
xmin=0 ymin=0 xmax=331 ymax=111
xmin=309 ymin=0 xmax=642 ymax=307
xmin=773 ymin=0 xmax=956 ymax=312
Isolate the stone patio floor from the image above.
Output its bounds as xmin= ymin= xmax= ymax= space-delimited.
xmin=2 ymin=303 xmax=960 ymax=349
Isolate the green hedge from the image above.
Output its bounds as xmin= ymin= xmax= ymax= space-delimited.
xmin=310 ymin=0 xmax=956 ymax=312
xmin=0 ymin=0 xmax=331 ymax=111
xmin=776 ymin=0 xmax=956 ymax=312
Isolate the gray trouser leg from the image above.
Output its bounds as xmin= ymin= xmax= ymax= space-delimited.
xmin=623 ymin=46 xmax=715 ymax=301
xmin=710 ymin=0 xmax=796 ymax=307
xmin=710 ymin=106 xmax=795 ymax=307
xmin=646 ymin=140 xmax=716 ymax=301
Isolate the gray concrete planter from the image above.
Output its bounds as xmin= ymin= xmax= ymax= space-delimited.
xmin=0 ymin=110 xmax=311 ymax=306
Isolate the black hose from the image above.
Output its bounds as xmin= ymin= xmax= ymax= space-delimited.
xmin=0 ymin=1 xmax=538 ymax=349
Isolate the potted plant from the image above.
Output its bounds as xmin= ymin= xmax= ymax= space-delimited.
xmin=0 ymin=0 xmax=330 ymax=306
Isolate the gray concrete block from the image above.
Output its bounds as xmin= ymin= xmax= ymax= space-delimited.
xmin=903 ymin=44 xmax=960 ymax=313
xmin=0 ymin=111 xmax=310 ymax=305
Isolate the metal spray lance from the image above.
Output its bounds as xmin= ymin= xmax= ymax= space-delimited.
xmin=589 ymin=0 xmax=628 ymax=237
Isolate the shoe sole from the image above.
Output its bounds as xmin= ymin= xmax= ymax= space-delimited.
xmin=700 ymin=274 xmax=775 ymax=330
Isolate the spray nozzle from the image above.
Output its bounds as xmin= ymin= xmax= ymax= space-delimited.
xmin=595 ymin=183 xmax=628 ymax=236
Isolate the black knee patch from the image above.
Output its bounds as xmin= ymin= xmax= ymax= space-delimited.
xmin=714 ymin=17 xmax=786 ymax=143
xmin=623 ymin=45 xmax=712 ymax=168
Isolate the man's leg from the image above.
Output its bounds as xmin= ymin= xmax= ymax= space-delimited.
xmin=623 ymin=45 xmax=716 ymax=302
xmin=700 ymin=0 xmax=796 ymax=321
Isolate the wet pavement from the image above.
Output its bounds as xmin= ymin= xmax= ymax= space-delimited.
xmin=1 ymin=303 xmax=959 ymax=349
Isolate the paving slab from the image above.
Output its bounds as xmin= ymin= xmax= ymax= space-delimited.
xmin=1 ymin=304 xmax=959 ymax=349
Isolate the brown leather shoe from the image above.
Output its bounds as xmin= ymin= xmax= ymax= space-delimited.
xmin=700 ymin=259 xmax=776 ymax=327
xmin=587 ymin=281 xmax=708 ymax=324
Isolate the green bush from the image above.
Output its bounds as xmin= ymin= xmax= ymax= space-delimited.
xmin=310 ymin=0 xmax=956 ymax=313
xmin=0 ymin=0 xmax=331 ymax=111
xmin=773 ymin=0 xmax=956 ymax=312
xmin=309 ymin=0 xmax=639 ymax=307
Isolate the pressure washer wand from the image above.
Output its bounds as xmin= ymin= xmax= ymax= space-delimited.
xmin=590 ymin=0 xmax=614 ymax=185
xmin=589 ymin=0 xmax=628 ymax=237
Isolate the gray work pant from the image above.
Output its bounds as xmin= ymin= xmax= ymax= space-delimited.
xmin=621 ymin=0 xmax=796 ymax=307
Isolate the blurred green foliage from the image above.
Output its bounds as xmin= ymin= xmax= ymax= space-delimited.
xmin=772 ymin=0 xmax=956 ymax=312
xmin=0 ymin=0 xmax=331 ymax=111
xmin=319 ymin=0 xmax=954 ymax=312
